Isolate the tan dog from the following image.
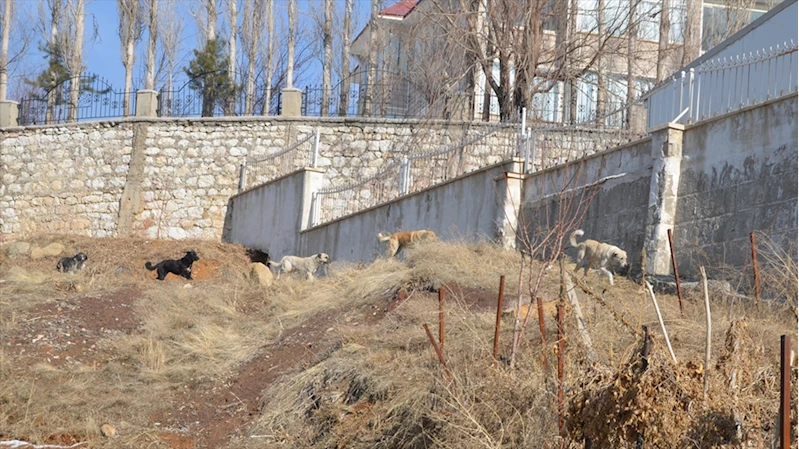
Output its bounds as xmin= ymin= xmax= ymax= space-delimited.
xmin=268 ymin=253 xmax=330 ymax=280
xmin=377 ymin=230 xmax=437 ymax=258
xmin=570 ymin=229 xmax=629 ymax=286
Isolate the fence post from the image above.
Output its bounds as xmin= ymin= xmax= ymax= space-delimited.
xmin=780 ymin=334 xmax=791 ymax=449
xmin=519 ymin=107 xmax=527 ymax=158
xmin=687 ymin=68 xmax=695 ymax=124
xmin=312 ymin=127 xmax=320 ymax=168
xmin=399 ymin=157 xmax=410 ymax=195
xmin=238 ymin=160 xmax=247 ymax=193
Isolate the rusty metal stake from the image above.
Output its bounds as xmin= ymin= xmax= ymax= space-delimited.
xmin=438 ymin=288 xmax=445 ymax=353
xmin=536 ymin=297 xmax=550 ymax=374
xmin=780 ymin=334 xmax=791 ymax=449
xmin=750 ymin=232 xmax=761 ymax=305
xmin=557 ymin=304 xmax=565 ymax=441
xmin=423 ymin=323 xmax=454 ymax=387
xmin=667 ymin=229 xmax=685 ymax=315
xmin=492 ymin=275 xmax=505 ymax=367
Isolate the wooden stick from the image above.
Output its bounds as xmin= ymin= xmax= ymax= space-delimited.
xmin=557 ymin=304 xmax=565 ymax=439
xmin=492 ymin=275 xmax=505 ymax=367
xmin=700 ymin=266 xmax=711 ymax=404
xmin=645 ymin=281 xmax=678 ymax=364
xmin=564 ymin=272 xmax=596 ymax=363
xmin=423 ymin=323 xmax=454 ymax=386
xmin=438 ymin=288 xmax=445 ymax=353
xmin=750 ymin=232 xmax=761 ymax=305
xmin=667 ymin=229 xmax=685 ymax=315
xmin=536 ymin=297 xmax=550 ymax=374
xmin=780 ymin=335 xmax=791 ymax=449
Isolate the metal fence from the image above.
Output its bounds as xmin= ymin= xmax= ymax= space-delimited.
xmin=17 ymin=75 xmax=136 ymax=126
xmin=157 ymin=74 xmax=282 ymax=118
xmin=239 ymin=129 xmax=320 ymax=192
xmin=310 ymin=122 xmax=518 ymax=226
xmin=645 ymin=40 xmax=798 ymax=127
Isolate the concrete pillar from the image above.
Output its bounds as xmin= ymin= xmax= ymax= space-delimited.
xmin=135 ymin=90 xmax=159 ymax=117
xmin=493 ymin=158 xmax=525 ymax=250
xmin=281 ymin=88 xmax=303 ymax=117
xmin=644 ymin=123 xmax=685 ymax=276
xmin=301 ymin=168 xmax=325 ymax=232
xmin=0 ymin=100 xmax=19 ymax=127
xmin=629 ymin=103 xmax=647 ymax=136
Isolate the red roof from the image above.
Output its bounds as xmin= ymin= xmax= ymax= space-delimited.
xmin=380 ymin=0 xmax=419 ymax=18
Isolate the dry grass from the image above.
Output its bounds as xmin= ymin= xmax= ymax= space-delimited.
xmin=0 ymin=235 xmax=795 ymax=449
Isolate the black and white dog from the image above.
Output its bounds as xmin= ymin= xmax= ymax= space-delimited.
xmin=145 ymin=250 xmax=200 ymax=281
xmin=56 ymin=252 xmax=88 ymax=273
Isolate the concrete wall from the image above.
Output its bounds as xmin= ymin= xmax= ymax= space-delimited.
xmin=521 ymin=138 xmax=654 ymax=272
xmin=673 ymin=95 xmax=798 ymax=274
xmin=299 ymin=160 xmax=520 ymax=262
xmin=225 ymin=169 xmax=323 ymax=257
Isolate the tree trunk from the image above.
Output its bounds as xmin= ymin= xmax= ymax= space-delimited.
xmin=263 ymin=0 xmax=274 ymax=114
xmin=123 ymin=33 xmax=135 ymax=116
xmin=364 ymin=0 xmax=379 ymax=117
xmin=145 ymin=0 xmax=157 ymax=90
xmin=67 ymin=0 xmax=85 ymax=122
xmin=321 ymin=0 xmax=332 ymax=116
xmin=337 ymin=0 xmax=353 ymax=116
xmin=287 ymin=0 xmax=296 ymax=88
xmin=0 ymin=0 xmax=12 ymax=101
xmin=682 ymin=0 xmax=701 ymax=65
xmin=595 ymin=0 xmax=606 ymax=121
xmin=46 ymin=0 xmax=61 ymax=123
xmin=242 ymin=0 xmax=261 ymax=115
xmin=657 ymin=0 xmax=671 ymax=82
xmin=627 ymin=0 xmax=638 ymax=111
xmin=228 ymin=0 xmax=236 ymax=85
xmin=207 ymin=0 xmax=217 ymax=42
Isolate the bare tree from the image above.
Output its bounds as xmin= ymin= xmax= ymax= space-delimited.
xmin=337 ymin=0 xmax=353 ymax=116
xmin=682 ymin=0 xmax=700 ymax=65
xmin=321 ymin=0 xmax=332 ymax=115
xmin=192 ymin=0 xmax=218 ymax=45
xmin=627 ymin=0 xmax=638 ymax=106
xmin=157 ymin=0 xmax=185 ymax=113
xmin=656 ymin=0 xmax=670 ymax=81
xmin=240 ymin=0 xmax=263 ymax=114
xmin=286 ymin=0 xmax=296 ymax=88
xmin=64 ymin=0 xmax=85 ymax=122
xmin=0 ymin=0 xmax=11 ymax=101
xmin=227 ymin=0 xmax=236 ymax=84
xmin=262 ymin=0 xmax=274 ymax=114
xmin=145 ymin=0 xmax=157 ymax=90
xmin=117 ymin=0 xmax=143 ymax=116
xmin=363 ymin=0 xmax=379 ymax=116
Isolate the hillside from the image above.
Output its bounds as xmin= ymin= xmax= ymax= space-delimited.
xmin=0 ymin=236 xmax=795 ymax=448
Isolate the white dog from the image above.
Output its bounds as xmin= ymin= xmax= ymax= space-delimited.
xmin=570 ymin=229 xmax=629 ymax=286
xmin=268 ymin=253 xmax=330 ymax=280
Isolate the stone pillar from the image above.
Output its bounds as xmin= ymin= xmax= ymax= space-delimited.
xmin=0 ymin=100 xmax=19 ymax=127
xmin=135 ymin=90 xmax=159 ymax=117
xmin=281 ymin=88 xmax=303 ymax=117
xmin=629 ymin=103 xmax=647 ymax=135
xmin=493 ymin=158 xmax=525 ymax=250
xmin=448 ymin=93 xmax=472 ymax=121
xmin=301 ymin=168 xmax=325 ymax=232
xmin=644 ymin=123 xmax=685 ymax=276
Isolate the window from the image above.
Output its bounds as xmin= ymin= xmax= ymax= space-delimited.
xmin=532 ymin=77 xmax=562 ymax=122
xmin=576 ymin=73 xmax=598 ymax=122
xmin=638 ymin=0 xmax=660 ymax=41
xmin=577 ymin=0 xmax=599 ymax=31
xmin=702 ymin=4 xmax=766 ymax=50
xmin=669 ymin=0 xmax=687 ymax=44
xmin=605 ymin=0 xmax=630 ymax=36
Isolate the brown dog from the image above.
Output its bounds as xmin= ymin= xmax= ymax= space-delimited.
xmin=377 ymin=230 xmax=437 ymax=258
xmin=570 ymin=229 xmax=629 ymax=286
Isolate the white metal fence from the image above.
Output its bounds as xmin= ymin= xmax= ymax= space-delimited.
xmin=645 ymin=40 xmax=798 ymax=127
xmin=238 ymin=129 xmax=320 ymax=192
xmin=310 ymin=122 xmax=519 ymax=226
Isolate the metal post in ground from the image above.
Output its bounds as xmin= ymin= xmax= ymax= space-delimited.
xmin=439 ymin=288 xmax=445 ymax=353
xmin=780 ymin=334 xmax=791 ymax=449
xmin=750 ymin=232 xmax=761 ymax=305
xmin=557 ymin=304 xmax=565 ymax=445
xmin=492 ymin=275 xmax=505 ymax=367
xmin=667 ymin=229 xmax=685 ymax=314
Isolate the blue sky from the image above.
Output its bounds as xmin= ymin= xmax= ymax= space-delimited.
xmin=11 ymin=0 xmax=375 ymax=96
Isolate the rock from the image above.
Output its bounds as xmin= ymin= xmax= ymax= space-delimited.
xmin=6 ymin=241 xmax=31 ymax=256
xmin=249 ymin=262 xmax=274 ymax=287
xmin=30 ymin=243 xmax=65 ymax=260
xmin=100 ymin=423 xmax=117 ymax=438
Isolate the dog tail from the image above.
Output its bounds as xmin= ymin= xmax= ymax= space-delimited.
xmin=377 ymin=233 xmax=391 ymax=242
xmin=569 ymin=229 xmax=584 ymax=248
xmin=144 ymin=261 xmax=156 ymax=271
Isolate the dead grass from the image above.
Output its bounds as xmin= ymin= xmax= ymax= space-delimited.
xmin=0 ymin=236 xmax=795 ymax=449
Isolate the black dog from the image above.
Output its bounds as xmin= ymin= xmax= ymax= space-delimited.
xmin=145 ymin=250 xmax=199 ymax=280
xmin=56 ymin=252 xmax=88 ymax=273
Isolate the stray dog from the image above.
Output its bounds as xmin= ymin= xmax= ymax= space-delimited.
xmin=268 ymin=253 xmax=330 ymax=280
xmin=145 ymin=250 xmax=199 ymax=281
xmin=57 ymin=252 xmax=88 ymax=273
xmin=377 ymin=230 xmax=438 ymax=258
xmin=570 ymin=229 xmax=629 ymax=286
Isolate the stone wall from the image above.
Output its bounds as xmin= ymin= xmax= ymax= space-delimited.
xmin=0 ymin=116 xmax=518 ymax=241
